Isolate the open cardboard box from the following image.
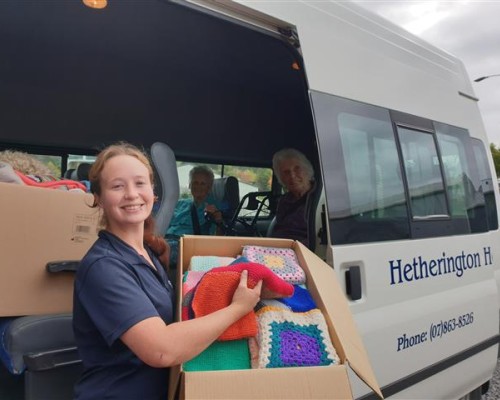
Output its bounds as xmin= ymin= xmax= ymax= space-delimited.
xmin=169 ymin=235 xmax=383 ymax=399
xmin=0 ymin=182 xmax=99 ymax=316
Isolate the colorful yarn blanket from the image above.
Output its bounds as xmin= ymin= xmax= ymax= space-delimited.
xmin=192 ymin=270 xmax=257 ymax=340
xmin=255 ymin=307 xmax=339 ymax=368
xmin=183 ymin=339 xmax=250 ymax=372
xmin=15 ymin=170 xmax=87 ymax=191
xmin=277 ymin=285 xmax=317 ymax=312
xmin=191 ymin=262 xmax=294 ymax=340
xmin=189 ymin=255 xmax=235 ymax=272
xmin=242 ymin=246 xmax=306 ymax=285
xmin=209 ymin=262 xmax=294 ymax=299
xmin=182 ymin=270 xmax=205 ymax=296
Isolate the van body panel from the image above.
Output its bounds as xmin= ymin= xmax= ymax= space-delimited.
xmin=234 ymin=1 xmax=481 ymax=133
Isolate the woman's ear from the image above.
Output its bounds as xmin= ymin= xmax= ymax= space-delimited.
xmin=93 ymin=194 xmax=102 ymax=208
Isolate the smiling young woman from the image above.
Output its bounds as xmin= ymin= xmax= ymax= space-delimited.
xmin=72 ymin=142 xmax=261 ymax=400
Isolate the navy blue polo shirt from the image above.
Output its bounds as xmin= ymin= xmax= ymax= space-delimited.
xmin=73 ymin=230 xmax=175 ymax=400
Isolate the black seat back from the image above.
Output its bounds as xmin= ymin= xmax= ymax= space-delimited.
xmin=0 ymin=314 xmax=82 ymax=400
xmin=211 ymin=176 xmax=240 ymax=225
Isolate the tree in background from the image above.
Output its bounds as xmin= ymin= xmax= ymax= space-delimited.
xmin=490 ymin=143 xmax=500 ymax=177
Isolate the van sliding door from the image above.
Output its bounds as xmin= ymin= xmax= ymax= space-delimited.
xmin=311 ymin=90 xmax=499 ymax=399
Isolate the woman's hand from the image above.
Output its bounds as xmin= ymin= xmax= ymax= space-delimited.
xmin=205 ymin=204 xmax=223 ymax=224
xmin=230 ymin=270 xmax=262 ymax=316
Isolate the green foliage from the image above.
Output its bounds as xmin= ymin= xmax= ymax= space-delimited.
xmin=34 ymin=155 xmax=61 ymax=177
xmin=224 ymin=165 xmax=272 ymax=191
xmin=490 ymin=143 xmax=500 ymax=178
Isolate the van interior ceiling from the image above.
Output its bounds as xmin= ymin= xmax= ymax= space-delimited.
xmin=0 ymin=0 xmax=317 ymax=166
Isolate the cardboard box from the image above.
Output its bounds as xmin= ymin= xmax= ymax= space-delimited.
xmin=169 ymin=235 xmax=383 ymax=399
xmin=0 ymin=182 xmax=99 ymax=316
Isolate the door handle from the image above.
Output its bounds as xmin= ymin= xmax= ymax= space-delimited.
xmin=345 ymin=265 xmax=362 ymax=300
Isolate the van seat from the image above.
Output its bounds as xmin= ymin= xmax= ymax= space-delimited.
xmin=0 ymin=314 xmax=77 ymax=375
xmin=210 ymin=176 xmax=240 ymax=229
xmin=0 ymin=314 xmax=82 ymax=400
xmin=70 ymin=163 xmax=92 ymax=182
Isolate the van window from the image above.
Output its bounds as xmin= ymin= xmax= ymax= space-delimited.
xmin=312 ymin=92 xmax=411 ymax=244
xmin=396 ymin=126 xmax=448 ymax=219
xmin=338 ymin=113 xmax=408 ymax=221
xmin=436 ymin=129 xmax=471 ymax=219
xmin=471 ymin=138 xmax=498 ymax=231
xmin=176 ymin=161 xmax=272 ymax=203
xmin=434 ymin=123 xmax=498 ymax=232
xmin=32 ymin=154 xmax=62 ymax=177
xmin=67 ymin=155 xmax=96 ymax=171
xmin=312 ymin=91 xmax=498 ymax=245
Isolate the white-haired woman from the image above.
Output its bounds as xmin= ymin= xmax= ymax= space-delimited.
xmin=166 ymin=165 xmax=223 ymax=267
xmin=271 ymin=148 xmax=315 ymax=246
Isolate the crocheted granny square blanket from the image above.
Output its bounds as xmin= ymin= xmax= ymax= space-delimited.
xmin=242 ymin=246 xmax=306 ymax=285
xmin=256 ymin=307 xmax=339 ymax=368
xmin=189 ymin=256 xmax=235 ymax=272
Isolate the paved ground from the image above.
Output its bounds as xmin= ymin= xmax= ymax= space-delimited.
xmin=482 ymin=358 xmax=500 ymax=399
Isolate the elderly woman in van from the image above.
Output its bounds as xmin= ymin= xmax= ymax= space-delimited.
xmin=270 ymin=148 xmax=315 ymax=246
xmin=165 ymin=165 xmax=223 ymax=267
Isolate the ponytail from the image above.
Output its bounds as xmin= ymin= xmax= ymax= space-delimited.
xmin=144 ymin=215 xmax=170 ymax=271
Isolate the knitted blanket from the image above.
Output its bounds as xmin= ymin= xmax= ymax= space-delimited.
xmin=209 ymin=262 xmax=294 ymax=299
xmin=242 ymin=246 xmax=306 ymax=285
xmin=183 ymin=339 xmax=251 ymax=372
xmin=189 ymin=256 xmax=235 ymax=272
xmin=191 ymin=262 xmax=294 ymax=340
xmin=182 ymin=270 xmax=206 ymax=296
xmin=255 ymin=307 xmax=340 ymax=368
xmin=277 ymin=285 xmax=317 ymax=312
xmin=192 ymin=270 xmax=257 ymax=340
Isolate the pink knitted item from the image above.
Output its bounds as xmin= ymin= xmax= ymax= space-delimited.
xmin=209 ymin=262 xmax=294 ymax=299
xmin=242 ymin=246 xmax=306 ymax=285
xmin=181 ymin=288 xmax=196 ymax=321
xmin=248 ymin=336 xmax=260 ymax=369
xmin=192 ymin=271 xmax=258 ymax=341
xmin=182 ymin=270 xmax=206 ymax=296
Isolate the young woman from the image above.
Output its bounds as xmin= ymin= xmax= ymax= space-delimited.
xmin=73 ymin=142 xmax=261 ymax=400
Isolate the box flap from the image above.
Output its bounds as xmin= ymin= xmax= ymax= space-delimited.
xmin=182 ymin=367 xmax=353 ymax=399
xmin=296 ymin=242 xmax=383 ymax=399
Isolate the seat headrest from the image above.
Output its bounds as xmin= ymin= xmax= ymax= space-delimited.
xmin=211 ymin=176 xmax=240 ymax=216
xmin=64 ymin=168 xmax=75 ymax=179
xmin=70 ymin=163 xmax=92 ymax=181
xmin=76 ymin=163 xmax=92 ymax=181
xmin=150 ymin=142 xmax=179 ymax=235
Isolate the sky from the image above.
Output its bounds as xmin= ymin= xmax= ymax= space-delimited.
xmin=352 ymin=1 xmax=500 ymax=146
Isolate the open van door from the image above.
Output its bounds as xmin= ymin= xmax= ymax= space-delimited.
xmin=186 ymin=1 xmax=500 ymax=398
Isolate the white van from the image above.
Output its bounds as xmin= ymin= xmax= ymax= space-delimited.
xmin=0 ymin=1 xmax=498 ymax=399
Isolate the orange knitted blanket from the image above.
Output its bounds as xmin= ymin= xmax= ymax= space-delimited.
xmin=191 ymin=262 xmax=294 ymax=341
